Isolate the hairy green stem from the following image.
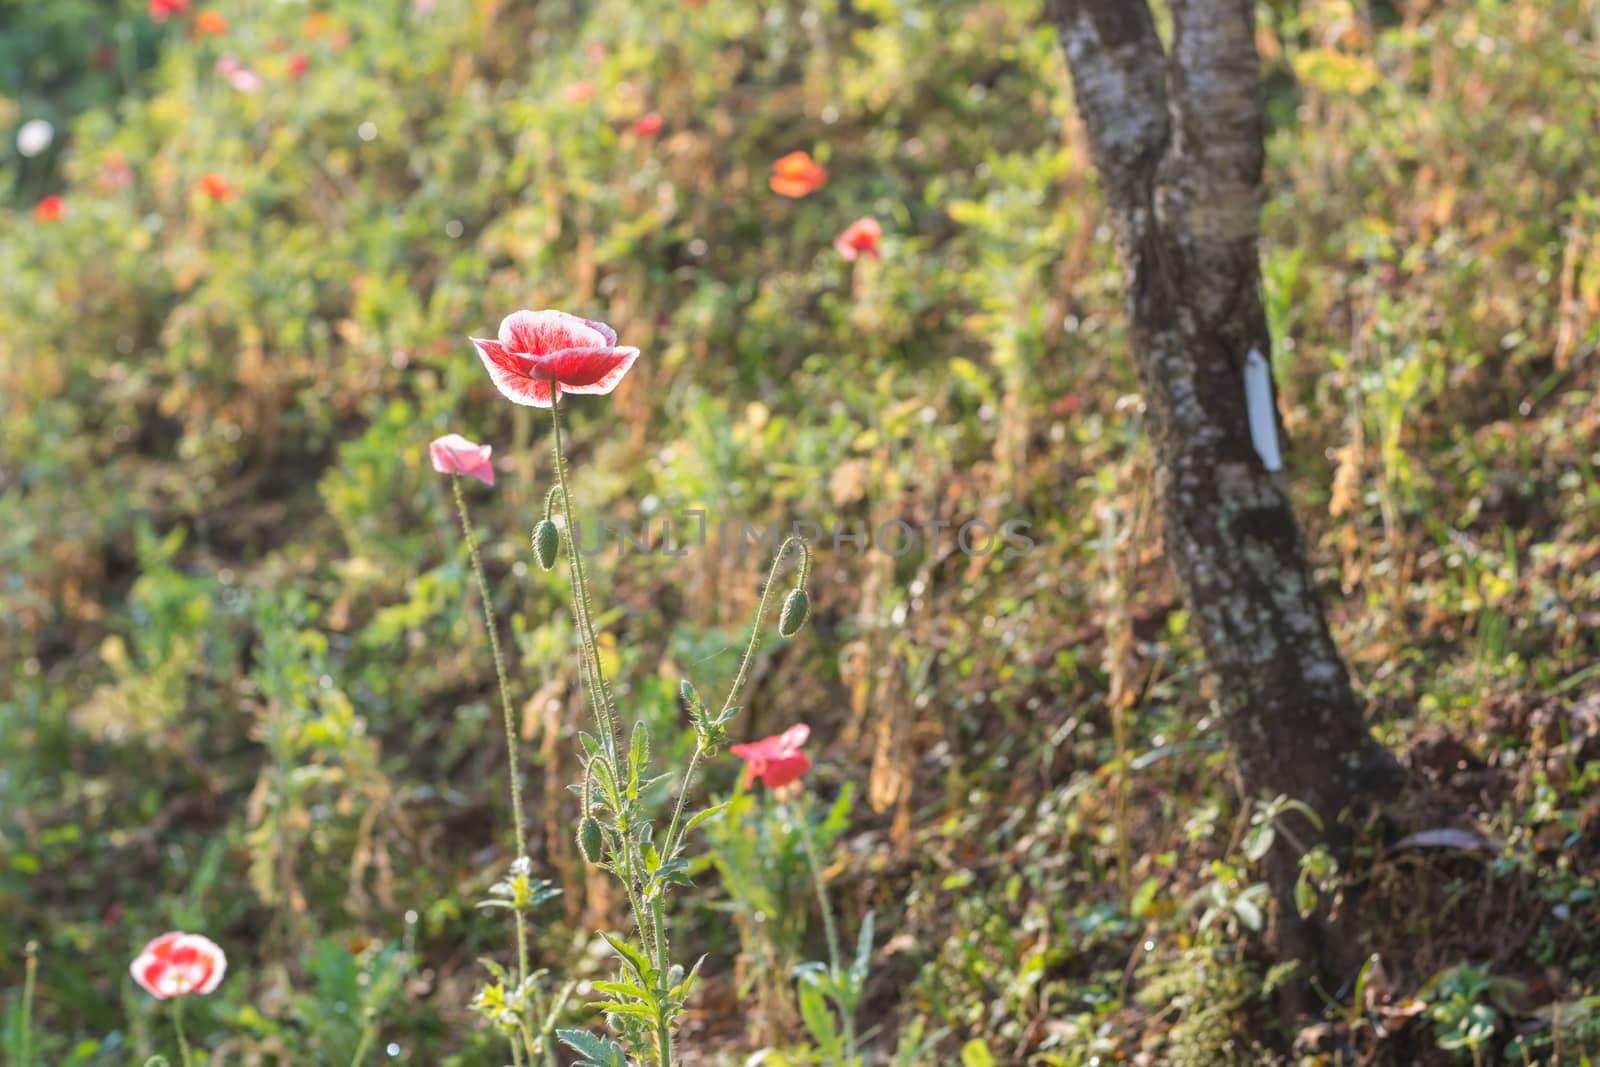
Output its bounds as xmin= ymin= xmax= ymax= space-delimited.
xmin=547 ymin=395 xmax=665 ymax=1000
xmin=549 ymin=396 xmax=620 ymax=755
xmin=172 ymin=997 xmax=194 ymax=1067
xmin=795 ymin=799 xmax=855 ymax=1057
xmin=451 ymin=477 xmax=533 ymax=1033
xmin=716 ymin=537 xmax=808 ymax=722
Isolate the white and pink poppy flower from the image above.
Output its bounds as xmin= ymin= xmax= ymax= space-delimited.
xmin=429 ymin=433 xmax=496 ymax=486
xmin=470 ymin=310 xmax=639 ymax=409
xmin=130 ymin=932 xmax=227 ymax=1000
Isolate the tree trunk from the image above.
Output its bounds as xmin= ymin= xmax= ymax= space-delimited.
xmin=1047 ymin=0 xmax=1402 ymax=987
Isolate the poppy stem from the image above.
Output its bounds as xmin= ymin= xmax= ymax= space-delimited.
xmin=548 ymin=396 xmax=665 ymax=976
xmin=171 ymin=996 xmax=194 ymax=1067
xmin=19 ymin=941 xmax=36 ymax=1067
xmin=715 ymin=536 xmax=810 ymax=722
xmin=451 ymin=476 xmax=533 ymax=1029
xmin=548 ymin=396 xmax=620 ymax=755
xmin=795 ymin=797 xmax=855 ymax=1056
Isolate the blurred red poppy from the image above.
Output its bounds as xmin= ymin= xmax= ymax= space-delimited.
xmin=834 ymin=217 xmax=882 ymax=261
xmin=33 ymin=196 xmax=65 ymax=223
xmin=731 ymin=724 xmax=812 ymax=789
xmin=1051 ymin=392 xmax=1082 ymax=417
xmin=149 ymin=0 xmax=187 ymax=22
xmin=470 ymin=310 xmax=639 ymax=409
xmin=430 ymin=434 xmax=495 ymax=486
xmin=633 ymin=111 xmax=663 ymax=137
xmin=286 ymin=53 xmax=309 ymax=78
xmin=770 ymin=151 xmax=828 ymax=198
xmin=130 ymin=932 xmax=227 ymax=1000
xmin=198 ymin=173 xmax=236 ymax=201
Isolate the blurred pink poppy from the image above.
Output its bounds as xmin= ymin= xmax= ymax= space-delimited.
xmin=586 ymin=42 xmax=607 ymax=62
xmin=286 ymin=53 xmax=309 ymax=78
xmin=430 ymin=434 xmax=495 ymax=486
xmin=562 ymin=82 xmax=596 ymax=103
xmin=633 ymin=111 xmax=663 ymax=137
xmin=834 ymin=217 xmax=882 ymax=261
xmin=471 ymin=310 xmax=639 ymax=409
xmin=130 ymin=932 xmax=226 ymax=1000
xmin=216 ymin=55 xmax=262 ymax=92
xmin=149 ymin=0 xmax=187 ymax=22
xmin=731 ymin=724 xmax=812 ymax=789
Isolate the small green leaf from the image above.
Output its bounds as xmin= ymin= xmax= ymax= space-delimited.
xmin=851 ymin=910 xmax=876 ymax=985
xmin=598 ymin=931 xmax=651 ymax=982
xmin=961 ymin=1039 xmax=997 ymax=1067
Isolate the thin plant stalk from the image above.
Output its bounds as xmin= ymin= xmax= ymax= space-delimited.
xmin=451 ymin=475 xmax=544 ymax=1063
xmin=662 ymin=538 xmax=806 ymax=863
xmin=794 ymin=798 xmax=855 ymax=1059
xmin=348 ymin=1024 xmax=375 ymax=1067
xmin=545 ymin=393 xmax=809 ymax=1067
xmin=547 ymin=395 xmax=670 ymax=1065
xmin=19 ymin=941 xmax=37 ymax=1067
xmin=171 ymin=997 xmax=194 ymax=1067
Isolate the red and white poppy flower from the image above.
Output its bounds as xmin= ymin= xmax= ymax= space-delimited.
xmin=833 ymin=217 xmax=882 ymax=261
xmin=470 ymin=310 xmax=639 ymax=409
xmin=131 ymin=932 xmax=227 ymax=1000
xmin=731 ymin=723 xmax=812 ymax=789
xmin=430 ymin=434 xmax=495 ymax=485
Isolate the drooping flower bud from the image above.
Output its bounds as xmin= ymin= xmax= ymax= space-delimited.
xmin=532 ymin=519 xmax=560 ymax=570
xmin=778 ymin=588 xmax=809 ymax=637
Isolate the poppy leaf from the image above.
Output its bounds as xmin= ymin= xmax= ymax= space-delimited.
xmin=851 ymin=910 xmax=876 ymax=986
xmin=556 ymin=1028 xmax=630 ymax=1067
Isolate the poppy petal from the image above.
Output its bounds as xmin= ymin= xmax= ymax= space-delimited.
xmin=533 ymin=346 xmax=640 ymax=393
xmin=132 ymin=956 xmax=169 ymax=999
xmin=499 ymin=309 xmax=609 ymax=356
xmin=472 ymin=338 xmax=556 ymax=408
xmin=760 ymin=750 xmax=812 ymax=788
xmin=777 ymin=723 xmax=811 ymax=751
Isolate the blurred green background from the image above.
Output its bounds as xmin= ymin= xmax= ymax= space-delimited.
xmin=3 ymin=0 xmax=1599 ymax=1063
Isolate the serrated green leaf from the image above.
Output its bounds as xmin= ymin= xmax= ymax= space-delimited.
xmin=797 ymin=973 xmax=840 ymax=1052
xmin=556 ymin=1028 xmax=629 ymax=1067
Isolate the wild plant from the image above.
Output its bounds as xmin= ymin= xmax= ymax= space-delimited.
xmin=438 ymin=308 xmax=815 ymax=1067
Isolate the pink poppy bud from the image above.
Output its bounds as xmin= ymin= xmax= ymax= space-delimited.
xmin=429 ymin=434 xmax=495 ymax=486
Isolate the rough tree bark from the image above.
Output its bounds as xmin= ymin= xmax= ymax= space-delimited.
xmin=1047 ymin=0 xmax=1402 ymax=986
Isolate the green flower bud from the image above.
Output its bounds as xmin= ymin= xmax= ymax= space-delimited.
xmin=778 ymin=588 xmax=809 ymax=637
xmin=578 ymin=817 xmax=603 ymax=864
xmin=532 ymin=519 xmax=560 ymax=571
